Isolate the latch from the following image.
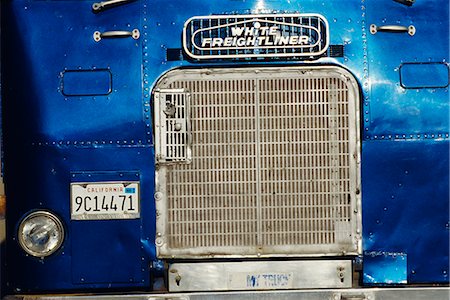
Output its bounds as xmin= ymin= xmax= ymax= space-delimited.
xmin=92 ymin=0 xmax=137 ymax=13
xmin=393 ymin=0 xmax=415 ymax=6
xmin=370 ymin=24 xmax=415 ymax=36
xmin=93 ymin=29 xmax=140 ymax=42
xmin=333 ymin=293 xmax=374 ymax=300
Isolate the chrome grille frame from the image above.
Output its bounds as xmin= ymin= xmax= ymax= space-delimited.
xmin=154 ymin=66 xmax=361 ymax=258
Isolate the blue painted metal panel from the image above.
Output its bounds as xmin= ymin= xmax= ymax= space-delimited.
xmin=400 ymin=63 xmax=449 ymax=89
xmin=71 ymin=220 xmax=144 ymax=284
xmin=62 ymin=70 xmax=113 ymax=96
xmin=362 ymin=140 xmax=449 ymax=284
xmin=362 ymin=0 xmax=450 ymax=285
xmin=364 ymin=0 xmax=449 ymax=137
xmin=1 ymin=0 xmax=449 ymax=293
xmin=2 ymin=0 xmax=148 ymax=145
xmin=2 ymin=0 xmax=155 ymax=292
xmin=4 ymin=146 xmax=155 ymax=292
xmin=143 ymin=0 xmax=367 ymax=81
xmin=70 ymin=171 xmax=146 ymax=285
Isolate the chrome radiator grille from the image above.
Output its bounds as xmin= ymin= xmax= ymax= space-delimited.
xmin=155 ymin=67 xmax=361 ymax=258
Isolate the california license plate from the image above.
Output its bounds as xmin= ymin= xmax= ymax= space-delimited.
xmin=70 ymin=182 xmax=140 ymax=220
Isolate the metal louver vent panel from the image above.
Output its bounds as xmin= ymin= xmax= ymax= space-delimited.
xmin=154 ymin=67 xmax=361 ymax=258
xmin=154 ymin=89 xmax=191 ymax=164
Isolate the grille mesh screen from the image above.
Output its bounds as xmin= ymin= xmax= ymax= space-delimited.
xmin=156 ymin=67 xmax=360 ymax=257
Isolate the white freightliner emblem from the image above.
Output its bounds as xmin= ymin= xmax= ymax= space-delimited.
xmin=183 ymin=14 xmax=329 ymax=59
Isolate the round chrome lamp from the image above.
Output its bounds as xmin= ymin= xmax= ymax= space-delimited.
xmin=18 ymin=211 xmax=65 ymax=257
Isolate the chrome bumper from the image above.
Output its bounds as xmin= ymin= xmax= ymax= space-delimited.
xmin=5 ymin=287 xmax=450 ymax=300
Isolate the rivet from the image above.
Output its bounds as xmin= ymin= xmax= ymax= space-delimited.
xmin=155 ymin=192 xmax=163 ymax=200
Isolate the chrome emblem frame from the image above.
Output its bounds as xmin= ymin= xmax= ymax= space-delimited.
xmin=183 ymin=14 xmax=329 ymax=60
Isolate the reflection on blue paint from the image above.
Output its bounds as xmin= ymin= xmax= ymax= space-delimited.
xmin=363 ymin=251 xmax=407 ymax=285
